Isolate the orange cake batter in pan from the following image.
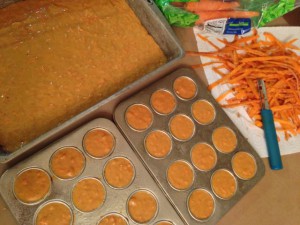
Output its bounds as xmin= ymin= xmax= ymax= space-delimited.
xmin=144 ymin=130 xmax=172 ymax=159
xmin=35 ymin=200 xmax=73 ymax=225
xmin=155 ymin=221 xmax=174 ymax=225
xmin=104 ymin=157 xmax=135 ymax=189
xmin=0 ymin=0 xmax=167 ymax=152
xmin=188 ymin=189 xmax=215 ymax=221
xmin=98 ymin=213 xmax=128 ymax=225
xmin=167 ymin=160 xmax=194 ymax=190
xmin=232 ymin=151 xmax=257 ymax=180
xmin=72 ymin=177 xmax=106 ymax=212
xmin=127 ymin=190 xmax=158 ymax=224
xmin=50 ymin=146 xmax=85 ymax=179
xmin=14 ymin=167 xmax=51 ymax=204
xmin=125 ymin=104 xmax=153 ymax=131
xmin=150 ymin=89 xmax=176 ymax=115
xmin=83 ymin=128 xmax=115 ymax=159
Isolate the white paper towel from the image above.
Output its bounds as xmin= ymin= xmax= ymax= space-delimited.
xmin=193 ymin=26 xmax=300 ymax=158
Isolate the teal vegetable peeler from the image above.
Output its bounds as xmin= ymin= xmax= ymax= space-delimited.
xmin=258 ymin=79 xmax=283 ymax=170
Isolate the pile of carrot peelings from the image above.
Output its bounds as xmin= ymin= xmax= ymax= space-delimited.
xmin=187 ymin=30 xmax=300 ymax=140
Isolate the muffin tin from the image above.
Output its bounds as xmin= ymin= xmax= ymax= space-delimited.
xmin=0 ymin=119 xmax=184 ymax=225
xmin=114 ymin=67 xmax=265 ymax=225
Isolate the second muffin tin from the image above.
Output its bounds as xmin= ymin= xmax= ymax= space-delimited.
xmin=114 ymin=67 xmax=265 ymax=225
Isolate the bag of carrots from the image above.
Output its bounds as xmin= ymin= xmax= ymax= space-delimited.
xmin=154 ymin=0 xmax=298 ymax=35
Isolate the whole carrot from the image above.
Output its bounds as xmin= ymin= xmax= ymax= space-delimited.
xmin=195 ymin=10 xmax=260 ymax=24
xmin=186 ymin=1 xmax=240 ymax=12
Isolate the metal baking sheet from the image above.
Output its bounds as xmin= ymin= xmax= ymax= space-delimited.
xmin=0 ymin=118 xmax=184 ymax=225
xmin=114 ymin=67 xmax=265 ymax=225
xmin=0 ymin=0 xmax=184 ymax=175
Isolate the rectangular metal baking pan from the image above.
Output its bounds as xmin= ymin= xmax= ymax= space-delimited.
xmin=114 ymin=67 xmax=265 ymax=225
xmin=0 ymin=0 xmax=184 ymax=175
xmin=0 ymin=118 xmax=185 ymax=225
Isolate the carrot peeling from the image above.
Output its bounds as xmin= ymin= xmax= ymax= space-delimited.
xmin=190 ymin=29 xmax=300 ymax=140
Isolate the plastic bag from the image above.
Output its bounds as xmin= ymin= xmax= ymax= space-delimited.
xmin=154 ymin=0 xmax=298 ymax=35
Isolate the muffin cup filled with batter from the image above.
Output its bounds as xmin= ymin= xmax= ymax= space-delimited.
xmin=232 ymin=151 xmax=257 ymax=180
xmin=169 ymin=114 xmax=195 ymax=141
xmin=125 ymin=104 xmax=153 ymax=132
xmin=167 ymin=160 xmax=194 ymax=191
xmin=173 ymin=76 xmax=197 ymax=100
xmin=50 ymin=146 xmax=85 ymax=180
xmin=150 ymin=89 xmax=176 ymax=115
xmin=211 ymin=169 xmax=237 ymax=200
xmin=97 ymin=212 xmax=129 ymax=225
xmin=127 ymin=189 xmax=158 ymax=224
xmin=13 ymin=167 xmax=51 ymax=205
xmin=103 ymin=157 xmax=135 ymax=189
xmin=83 ymin=128 xmax=115 ymax=159
xmin=190 ymin=142 xmax=217 ymax=172
xmin=34 ymin=200 xmax=73 ymax=225
xmin=187 ymin=189 xmax=215 ymax=221
xmin=212 ymin=126 xmax=237 ymax=154
xmin=144 ymin=130 xmax=172 ymax=159
xmin=72 ymin=177 xmax=106 ymax=212
xmin=191 ymin=100 xmax=216 ymax=125
xmin=154 ymin=220 xmax=174 ymax=225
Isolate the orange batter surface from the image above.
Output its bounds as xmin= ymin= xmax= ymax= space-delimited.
xmin=188 ymin=189 xmax=214 ymax=220
xmin=36 ymin=201 xmax=72 ymax=225
xmin=104 ymin=157 xmax=134 ymax=188
xmin=50 ymin=147 xmax=85 ymax=179
xmin=14 ymin=168 xmax=51 ymax=204
xmin=150 ymin=90 xmax=176 ymax=114
xmin=126 ymin=104 xmax=153 ymax=131
xmin=155 ymin=221 xmax=173 ymax=225
xmin=169 ymin=114 xmax=195 ymax=141
xmin=192 ymin=100 xmax=215 ymax=125
xmin=167 ymin=161 xmax=194 ymax=190
xmin=0 ymin=0 xmax=166 ymax=152
xmin=72 ymin=178 xmax=105 ymax=212
xmin=145 ymin=130 xmax=172 ymax=158
xmin=191 ymin=143 xmax=217 ymax=171
xmin=232 ymin=151 xmax=257 ymax=180
xmin=98 ymin=214 xmax=127 ymax=225
xmin=128 ymin=190 xmax=158 ymax=223
xmin=212 ymin=127 xmax=237 ymax=153
xmin=83 ymin=129 xmax=115 ymax=158
xmin=211 ymin=169 xmax=237 ymax=200
xmin=173 ymin=76 xmax=197 ymax=100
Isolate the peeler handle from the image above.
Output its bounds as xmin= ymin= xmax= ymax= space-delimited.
xmin=261 ymin=109 xmax=283 ymax=170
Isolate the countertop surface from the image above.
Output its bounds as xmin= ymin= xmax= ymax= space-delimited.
xmin=1 ymin=7 xmax=300 ymax=225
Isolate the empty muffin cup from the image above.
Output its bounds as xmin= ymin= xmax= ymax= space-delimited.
xmin=13 ymin=167 xmax=51 ymax=205
xmin=72 ymin=177 xmax=106 ymax=212
xmin=191 ymin=143 xmax=217 ymax=172
xmin=212 ymin=126 xmax=237 ymax=153
xmin=103 ymin=157 xmax=135 ymax=189
xmin=169 ymin=114 xmax=195 ymax=141
xmin=232 ymin=151 xmax=257 ymax=180
xmin=144 ymin=130 xmax=172 ymax=159
xmin=83 ymin=128 xmax=115 ymax=159
xmin=191 ymin=100 xmax=216 ymax=125
xmin=187 ymin=189 xmax=215 ymax=221
xmin=125 ymin=104 xmax=153 ymax=131
xmin=127 ymin=189 xmax=158 ymax=224
xmin=34 ymin=200 xmax=73 ymax=225
xmin=97 ymin=212 xmax=128 ymax=225
xmin=50 ymin=146 xmax=85 ymax=179
xmin=173 ymin=76 xmax=197 ymax=100
xmin=211 ymin=169 xmax=237 ymax=200
xmin=150 ymin=89 xmax=176 ymax=115
xmin=155 ymin=220 xmax=174 ymax=225
xmin=167 ymin=160 xmax=194 ymax=191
